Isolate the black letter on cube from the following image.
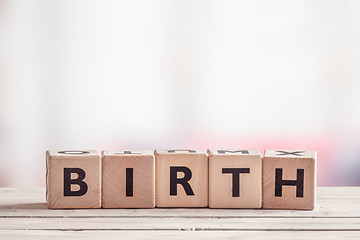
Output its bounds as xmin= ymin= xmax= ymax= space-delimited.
xmin=64 ymin=168 xmax=88 ymax=196
xmin=126 ymin=168 xmax=133 ymax=197
xmin=170 ymin=166 xmax=194 ymax=196
xmin=218 ymin=150 xmax=249 ymax=154
xmin=222 ymin=168 xmax=250 ymax=197
xmin=275 ymin=168 xmax=304 ymax=198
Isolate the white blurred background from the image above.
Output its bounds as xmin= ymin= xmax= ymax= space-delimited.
xmin=0 ymin=0 xmax=359 ymax=187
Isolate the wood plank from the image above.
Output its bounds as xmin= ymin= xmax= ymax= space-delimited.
xmin=0 ymin=187 xmax=359 ymax=239
xmin=0 ymin=230 xmax=360 ymax=240
xmin=0 ymin=188 xmax=360 ymax=218
xmin=0 ymin=217 xmax=359 ymax=231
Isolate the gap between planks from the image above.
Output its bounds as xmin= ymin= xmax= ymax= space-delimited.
xmin=15 ymin=229 xmax=360 ymax=232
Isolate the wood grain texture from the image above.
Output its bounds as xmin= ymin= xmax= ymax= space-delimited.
xmin=155 ymin=150 xmax=208 ymax=207
xmin=0 ymin=216 xmax=359 ymax=230
xmin=262 ymin=150 xmax=316 ymax=210
xmin=0 ymin=188 xmax=359 ymax=239
xmin=0 ymin=188 xmax=359 ymax=218
xmin=46 ymin=150 xmax=101 ymax=209
xmin=102 ymin=150 xmax=155 ymax=208
xmin=1 ymin=230 xmax=360 ymax=240
xmin=208 ymin=149 xmax=262 ymax=208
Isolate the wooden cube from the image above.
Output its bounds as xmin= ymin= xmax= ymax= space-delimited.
xmin=155 ymin=149 xmax=208 ymax=207
xmin=46 ymin=150 xmax=101 ymax=209
xmin=263 ymin=150 xmax=317 ymax=210
xmin=102 ymin=150 xmax=155 ymax=208
xmin=208 ymin=149 xmax=262 ymax=208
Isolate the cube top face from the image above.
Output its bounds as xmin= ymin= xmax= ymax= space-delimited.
xmin=102 ymin=150 xmax=155 ymax=208
xmin=48 ymin=150 xmax=99 ymax=158
xmin=155 ymin=149 xmax=207 ymax=155
xmin=263 ymin=149 xmax=317 ymax=210
xmin=46 ymin=150 xmax=101 ymax=209
xmin=102 ymin=150 xmax=154 ymax=156
xmin=208 ymin=149 xmax=261 ymax=156
xmin=155 ymin=149 xmax=208 ymax=207
xmin=264 ymin=150 xmax=316 ymax=159
xmin=209 ymin=149 xmax=262 ymax=209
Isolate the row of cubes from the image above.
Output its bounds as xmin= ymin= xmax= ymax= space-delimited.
xmin=46 ymin=149 xmax=316 ymax=210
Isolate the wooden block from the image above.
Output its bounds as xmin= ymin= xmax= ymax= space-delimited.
xmin=208 ymin=149 xmax=262 ymax=208
xmin=46 ymin=150 xmax=101 ymax=209
xmin=155 ymin=149 xmax=208 ymax=207
xmin=262 ymin=150 xmax=317 ymax=210
xmin=102 ymin=150 xmax=155 ymax=208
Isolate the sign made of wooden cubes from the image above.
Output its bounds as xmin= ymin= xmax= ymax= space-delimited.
xmin=46 ymin=149 xmax=316 ymax=210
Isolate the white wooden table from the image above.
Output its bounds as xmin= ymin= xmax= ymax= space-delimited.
xmin=0 ymin=187 xmax=359 ymax=239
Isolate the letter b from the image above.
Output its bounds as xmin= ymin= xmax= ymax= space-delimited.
xmin=64 ymin=168 xmax=88 ymax=196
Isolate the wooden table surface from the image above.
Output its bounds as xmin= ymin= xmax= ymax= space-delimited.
xmin=0 ymin=187 xmax=359 ymax=239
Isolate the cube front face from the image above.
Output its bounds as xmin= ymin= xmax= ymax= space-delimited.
xmin=209 ymin=149 xmax=262 ymax=208
xmin=46 ymin=150 xmax=101 ymax=209
xmin=102 ymin=150 xmax=155 ymax=208
xmin=155 ymin=150 xmax=208 ymax=207
xmin=262 ymin=150 xmax=316 ymax=210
